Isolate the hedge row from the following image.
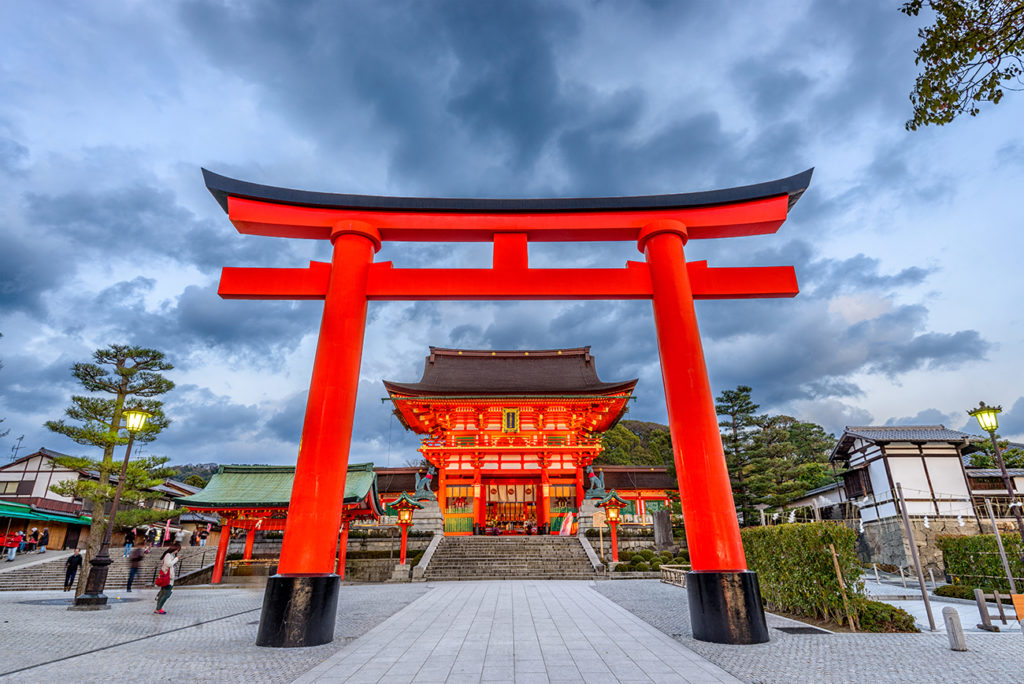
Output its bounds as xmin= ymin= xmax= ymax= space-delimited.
xmin=741 ymin=522 xmax=865 ymax=627
xmin=936 ymin=532 xmax=1024 ymax=593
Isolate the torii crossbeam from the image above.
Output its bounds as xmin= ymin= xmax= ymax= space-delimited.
xmin=204 ymin=167 xmax=812 ymax=648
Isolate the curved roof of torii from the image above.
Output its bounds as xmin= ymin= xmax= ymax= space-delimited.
xmin=203 ymin=168 xmax=813 ymax=214
xmin=383 ymin=346 xmax=637 ymax=397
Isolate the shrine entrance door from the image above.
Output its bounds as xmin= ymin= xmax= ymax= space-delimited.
xmin=483 ymin=478 xmax=538 ymax=534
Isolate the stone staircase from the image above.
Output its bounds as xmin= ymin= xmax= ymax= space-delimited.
xmin=422 ymin=536 xmax=597 ymax=581
xmin=0 ymin=547 xmax=216 ymax=591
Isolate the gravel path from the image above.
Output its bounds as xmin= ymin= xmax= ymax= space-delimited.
xmin=594 ymin=579 xmax=1023 ymax=684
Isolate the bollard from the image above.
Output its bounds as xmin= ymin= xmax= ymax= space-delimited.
xmin=899 ymin=566 xmax=907 ymax=588
xmin=873 ymin=563 xmax=880 ymax=583
xmin=929 ymin=568 xmax=936 ymax=591
xmin=942 ymin=607 xmax=967 ymax=651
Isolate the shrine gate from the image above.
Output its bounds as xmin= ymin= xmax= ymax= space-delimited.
xmin=204 ymin=167 xmax=812 ymax=648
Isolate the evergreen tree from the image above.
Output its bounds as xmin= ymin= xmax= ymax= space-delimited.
xmin=45 ymin=345 xmax=176 ymax=595
xmin=967 ymin=437 xmax=1024 ymax=468
xmin=183 ymin=474 xmax=208 ymax=488
xmin=715 ymin=386 xmax=759 ymax=525
xmin=596 ymin=421 xmax=673 ymax=467
xmin=745 ymin=416 xmax=837 ymax=512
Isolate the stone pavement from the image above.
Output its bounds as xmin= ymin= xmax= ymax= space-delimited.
xmin=1 ymin=578 xmax=1021 ymax=683
xmin=294 ymin=580 xmax=739 ymax=684
xmin=595 ymin=580 xmax=1024 ymax=684
xmin=0 ymin=583 xmax=429 ymax=683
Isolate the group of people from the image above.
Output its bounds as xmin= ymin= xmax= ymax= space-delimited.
xmin=63 ymin=541 xmax=181 ymax=614
xmin=2 ymin=527 xmax=50 ymax=561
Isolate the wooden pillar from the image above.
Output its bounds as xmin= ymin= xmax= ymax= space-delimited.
xmin=399 ymin=523 xmax=410 ymax=564
xmin=211 ymin=521 xmax=232 ymax=584
xmin=335 ymin=519 xmax=350 ymax=579
xmin=575 ymin=462 xmax=585 ymax=509
xmin=243 ymin=527 xmax=255 ymax=560
xmin=540 ymin=465 xmax=551 ymax=531
xmin=609 ymin=520 xmax=620 ymax=562
xmin=641 ymin=220 xmax=745 ymax=572
xmin=277 ymin=223 xmax=379 ymax=575
xmin=437 ymin=464 xmax=447 ymax=524
xmin=640 ymin=219 xmax=769 ymax=645
xmin=473 ymin=467 xmax=484 ymax=532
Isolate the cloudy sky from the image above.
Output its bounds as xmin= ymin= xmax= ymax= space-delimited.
xmin=1 ymin=1 xmax=1022 ymax=469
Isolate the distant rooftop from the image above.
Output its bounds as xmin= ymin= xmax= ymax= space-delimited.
xmin=831 ymin=425 xmax=970 ymax=462
xmin=383 ymin=346 xmax=636 ymax=396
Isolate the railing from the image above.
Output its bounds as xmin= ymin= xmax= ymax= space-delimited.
xmin=659 ymin=564 xmax=691 ymax=587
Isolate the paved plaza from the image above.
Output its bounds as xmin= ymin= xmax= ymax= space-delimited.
xmin=0 ymin=579 xmax=1021 ymax=683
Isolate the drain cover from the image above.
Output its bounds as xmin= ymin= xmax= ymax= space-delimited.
xmin=18 ymin=597 xmax=144 ymax=606
xmin=775 ymin=626 xmax=830 ymax=635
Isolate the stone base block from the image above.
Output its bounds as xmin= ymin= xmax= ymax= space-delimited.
xmin=687 ymin=570 xmax=769 ymax=644
xmin=256 ymin=574 xmax=339 ymax=648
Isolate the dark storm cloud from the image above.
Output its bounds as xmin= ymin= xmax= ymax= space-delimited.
xmin=997 ymin=396 xmax=1024 ymax=437
xmin=803 ymin=253 xmax=932 ymax=297
xmin=0 ymin=352 xmax=81 ymax=414
xmin=0 ymin=135 xmax=28 ymax=175
xmin=25 ymin=181 xmax=308 ymax=273
xmin=884 ymin=407 xmax=958 ymax=427
xmin=0 ymin=231 xmax=64 ymax=315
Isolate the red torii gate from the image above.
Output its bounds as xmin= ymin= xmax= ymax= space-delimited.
xmin=204 ymin=167 xmax=812 ymax=648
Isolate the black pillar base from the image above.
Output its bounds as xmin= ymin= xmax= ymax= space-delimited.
xmin=67 ymin=593 xmax=111 ymax=611
xmin=687 ymin=570 xmax=769 ymax=644
xmin=256 ymin=573 xmax=340 ymax=648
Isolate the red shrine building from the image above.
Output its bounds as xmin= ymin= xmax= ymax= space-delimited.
xmin=384 ymin=346 xmax=647 ymax=535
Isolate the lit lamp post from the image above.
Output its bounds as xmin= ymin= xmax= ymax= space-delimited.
xmin=968 ymin=402 xmax=1024 ymax=561
xmin=597 ymin=490 xmax=628 ymax=563
xmin=72 ymin=409 xmax=152 ymax=610
xmin=390 ymin=492 xmax=422 ymax=565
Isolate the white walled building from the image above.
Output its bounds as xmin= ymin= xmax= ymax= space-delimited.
xmin=829 ymin=426 xmax=975 ymax=523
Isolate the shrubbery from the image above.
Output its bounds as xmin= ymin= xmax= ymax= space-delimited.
xmin=742 ymin=522 xmax=886 ymax=629
xmin=857 ymin=600 xmax=919 ymax=633
xmin=935 ymin=583 xmax=1014 ymax=603
xmin=937 ymin=533 xmax=1023 ymax=593
xmin=934 ymin=584 xmax=974 ymax=600
xmin=633 ymin=561 xmax=650 ymax=571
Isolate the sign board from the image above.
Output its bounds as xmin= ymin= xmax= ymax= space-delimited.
xmin=592 ymin=510 xmax=607 ymax=529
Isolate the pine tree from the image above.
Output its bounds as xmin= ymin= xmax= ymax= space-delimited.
xmin=45 ymin=345 xmax=176 ymax=595
xmin=715 ymin=386 xmax=760 ymax=525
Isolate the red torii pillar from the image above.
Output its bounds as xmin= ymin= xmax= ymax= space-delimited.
xmin=204 ymin=167 xmax=811 ymax=647
xmin=335 ymin=519 xmax=350 ymax=580
xmin=211 ymin=520 xmax=231 ymax=585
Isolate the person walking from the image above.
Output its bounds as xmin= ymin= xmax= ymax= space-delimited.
xmin=154 ymin=543 xmax=180 ymax=614
xmin=64 ymin=549 xmax=83 ymax=590
xmin=123 ymin=528 xmax=136 ymax=558
xmin=4 ymin=532 xmax=19 ymax=562
xmin=126 ymin=545 xmax=145 ymax=592
xmin=37 ymin=528 xmax=49 ymax=553
xmin=198 ymin=528 xmax=209 ymax=547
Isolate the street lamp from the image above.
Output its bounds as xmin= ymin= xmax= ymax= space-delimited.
xmin=71 ymin=409 xmax=152 ymax=610
xmin=390 ymin=492 xmax=422 ymax=565
xmin=597 ymin=490 xmax=628 ymax=564
xmin=968 ymin=401 xmax=1024 ymax=562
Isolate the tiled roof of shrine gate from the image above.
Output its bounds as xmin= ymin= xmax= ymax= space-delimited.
xmin=203 ymin=167 xmax=813 ymax=214
xmin=177 ymin=462 xmax=379 ymax=511
xmin=382 ymin=347 xmax=637 ymax=396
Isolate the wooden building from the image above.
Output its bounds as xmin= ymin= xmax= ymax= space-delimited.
xmin=384 ymin=346 xmax=671 ymax=534
xmin=829 ymin=425 xmax=974 ymax=522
